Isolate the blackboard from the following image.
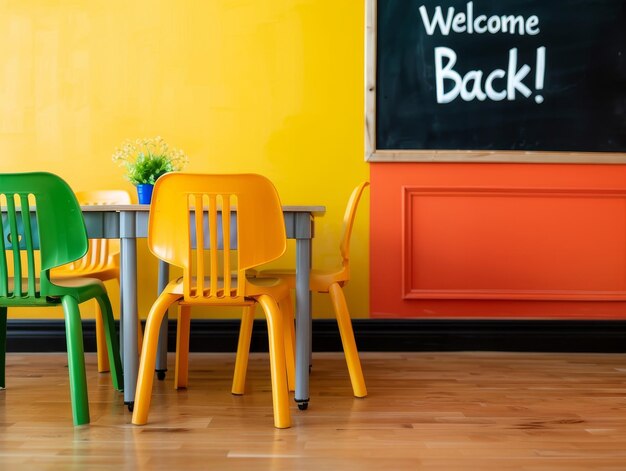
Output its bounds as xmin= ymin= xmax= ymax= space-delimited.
xmin=365 ymin=0 xmax=626 ymax=162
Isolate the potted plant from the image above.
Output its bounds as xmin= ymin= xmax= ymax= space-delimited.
xmin=112 ymin=136 xmax=188 ymax=203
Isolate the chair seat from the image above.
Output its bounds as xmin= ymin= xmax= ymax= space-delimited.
xmin=257 ymin=267 xmax=348 ymax=292
xmin=5 ymin=277 xmax=106 ymax=305
xmin=51 ymin=276 xmax=106 ymax=289
xmin=166 ymin=275 xmax=290 ymax=302
xmin=8 ymin=276 xmax=105 ymax=292
xmin=53 ymin=266 xmax=119 ymax=282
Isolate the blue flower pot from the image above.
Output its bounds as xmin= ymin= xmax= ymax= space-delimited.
xmin=136 ymin=184 xmax=154 ymax=204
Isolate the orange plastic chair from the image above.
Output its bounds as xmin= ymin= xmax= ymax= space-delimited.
xmin=237 ymin=182 xmax=370 ymax=399
xmin=52 ymin=190 xmax=141 ymax=373
xmin=132 ymin=173 xmax=293 ymax=429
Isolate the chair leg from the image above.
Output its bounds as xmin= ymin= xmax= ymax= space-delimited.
xmin=256 ymin=295 xmax=291 ymax=429
xmin=61 ymin=296 xmax=90 ymax=426
xmin=94 ymin=301 xmax=110 ymax=373
xmin=95 ymin=294 xmax=123 ymax=392
xmin=175 ymin=305 xmax=191 ymax=389
xmin=279 ymin=296 xmax=296 ymax=392
xmin=328 ymin=283 xmax=367 ymax=398
xmin=132 ymin=293 xmax=179 ymax=425
xmin=137 ymin=317 xmax=144 ymax=352
xmin=232 ymin=305 xmax=254 ymax=395
xmin=0 ymin=306 xmax=6 ymax=389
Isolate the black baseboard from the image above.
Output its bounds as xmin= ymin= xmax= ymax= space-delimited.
xmin=5 ymin=319 xmax=626 ymax=353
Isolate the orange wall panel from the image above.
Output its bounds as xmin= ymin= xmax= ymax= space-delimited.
xmin=371 ymin=163 xmax=626 ymax=319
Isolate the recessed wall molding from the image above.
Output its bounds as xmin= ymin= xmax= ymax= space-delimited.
xmin=402 ymin=186 xmax=626 ymax=301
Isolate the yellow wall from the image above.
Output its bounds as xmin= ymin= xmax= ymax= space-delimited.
xmin=0 ymin=1 xmax=369 ymax=320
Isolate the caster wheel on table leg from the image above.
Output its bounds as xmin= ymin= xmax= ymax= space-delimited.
xmin=126 ymin=402 xmax=134 ymax=412
xmin=297 ymin=401 xmax=309 ymax=411
xmin=156 ymin=370 xmax=166 ymax=381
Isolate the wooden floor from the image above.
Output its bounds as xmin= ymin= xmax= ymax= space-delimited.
xmin=1 ymin=351 xmax=626 ymax=470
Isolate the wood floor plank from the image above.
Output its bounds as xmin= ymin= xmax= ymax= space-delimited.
xmin=0 ymin=351 xmax=625 ymax=470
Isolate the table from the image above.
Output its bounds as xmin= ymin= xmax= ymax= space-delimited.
xmin=81 ymin=204 xmax=324 ymax=410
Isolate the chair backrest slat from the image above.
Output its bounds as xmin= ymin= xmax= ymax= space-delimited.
xmin=6 ymin=196 xmax=23 ymax=296
xmin=19 ymin=195 xmax=37 ymax=297
xmin=0 ymin=208 xmax=7 ymax=297
xmin=192 ymin=194 xmax=205 ymax=298
xmin=222 ymin=195 xmax=232 ymax=296
xmin=208 ymin=195 xmax=219 ymax=297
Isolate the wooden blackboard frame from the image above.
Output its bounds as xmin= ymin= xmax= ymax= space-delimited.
xmin=365 ymin=0 xmax=626 ymax=164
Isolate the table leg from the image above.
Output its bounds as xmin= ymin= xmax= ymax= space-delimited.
xmin=155 ymin=260 xmax=169 ymax=379
xmin=294 ymin=237 xmax=311 ymax=410
xmin=120 ymin=212 xmax=139 ymax=408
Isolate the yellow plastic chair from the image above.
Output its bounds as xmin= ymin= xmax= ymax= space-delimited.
xmin=52 ymin=190 xmax=141 ymax=373
xmin=238 ymin=182 xmax=370 ymax=399
xmin=132 ymin=173 xmax=293 ymax=429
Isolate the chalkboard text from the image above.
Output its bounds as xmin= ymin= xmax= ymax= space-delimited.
xmin=435 ymin=46 xmax=546 ymax=104
xmin=419 ymin=2 xmax=540 ymax=36
xmin=419 ymin=2 xmax=546 ymax=104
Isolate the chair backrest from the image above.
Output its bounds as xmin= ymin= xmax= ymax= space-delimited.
xmin=69 ymin=190 xmax=132 ymax=271
xmin=339 ymin=182 xmax=370 ymax=266
xmin=148 ymin=173 xmax=286 ymax=302
xmin=0 ymin=172 xmax=88 ymax=297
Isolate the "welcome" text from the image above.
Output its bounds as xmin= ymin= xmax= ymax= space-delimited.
xmin=419 ymin=2 xmax=540 ymax=36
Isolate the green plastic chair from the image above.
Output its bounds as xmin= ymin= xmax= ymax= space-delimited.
xmin=0 ymin=172 xmax=123 ymax=426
